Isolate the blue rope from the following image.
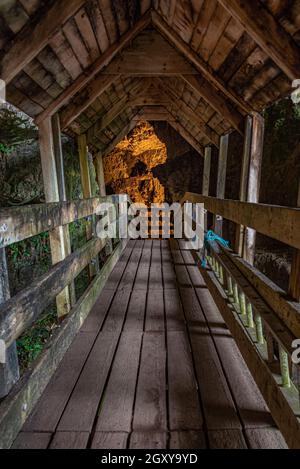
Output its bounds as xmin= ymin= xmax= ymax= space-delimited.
xmin=201 ymin=230 xmax=230 ymax=268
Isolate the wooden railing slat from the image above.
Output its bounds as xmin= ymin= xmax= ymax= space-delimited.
xmin=182 ymin=193 xmax=300 ymax=250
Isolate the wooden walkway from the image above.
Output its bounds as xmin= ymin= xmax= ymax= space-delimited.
xmin=12 ymin=240 xmax=287 ymax=449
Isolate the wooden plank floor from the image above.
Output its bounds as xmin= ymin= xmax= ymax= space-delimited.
xmin=13 ymin=240 xmax=288 ymax=449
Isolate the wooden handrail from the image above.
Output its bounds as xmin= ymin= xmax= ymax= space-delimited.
xmin=0 ymin=195 xmax=126 ymax=248
xmin=0 ymin=236 xmax=105 ymax=349
xmin=182 ymin=193 xmax=300 ymax=250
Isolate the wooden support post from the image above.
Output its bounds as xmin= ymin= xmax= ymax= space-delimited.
xmin=214 ymin=134 xmax=229 ymax=236
xmin=203 ymin=146 xmax=211 ymax=231
xmin=78 ymin=135 xmax=99 ymax=276
xmin=235 ymin=116 xmax=252 ymax=255
xmin=0 ymin=248 xmax=19 ymax=398
xmin=39 ymin=117 xmax=72 ymax=318
xmin=95 ymin=153 xmax=106 ymax=197
xmin=95 ymin=152 xmax=113 ymax=255
xmin=52 ymin=114 xmax=76 ymax=306
xmin=289 ymin=179 xmax=300 ymax=301
xmin=244 ymin=113 xmax=265 ymax=265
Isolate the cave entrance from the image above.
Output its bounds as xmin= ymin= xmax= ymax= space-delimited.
xmin=103 ymin=119 xmax=204 ymax=206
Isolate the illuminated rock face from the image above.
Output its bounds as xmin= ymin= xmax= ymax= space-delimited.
xmin=103 ymin=120 xmax=167 ymax=206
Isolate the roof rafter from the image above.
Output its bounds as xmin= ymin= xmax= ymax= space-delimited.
xmin=35 ymin=11 xmax=151 ymax=124
xmin=151 ymin=10 xmax=253 ymax=116
xmin=60 ymin=74 xmax=120 ymax=130
xmin=157 ymin=79 xmax=220 ymax=147
xmin=1 ymin=0 xmax=88 ymax=84
xmin=181 ymin=75 xmax=244 ymax=135
xmin=217 ymin=0 xmax=300 ymax=81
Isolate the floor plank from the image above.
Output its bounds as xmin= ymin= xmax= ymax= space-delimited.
xmin=246 ymin=428 xmax=288 ymax=449
xmin=102 ymin=289 xmax=131 ymax=332
xmin=96 ymin=332 xmax=143 ymax=432
xmin=118 ymin=242 xmax=143 ymax=290
xmin=81 ymin=289 xmax=114 ymax=333
xmin=91 ymin=432 xmax=128 ymax=449
xmin=12 ymin=432 xmax=52 ymax=449
xmin=149 ymin=240 xmax=163 ymax=289
xmin=170 ymin=431 xmax=207 ymax=449
xmin=123 ymin=289 xmax=147 ymax=332
xmin=208 ymin=429 xmax=248 ymax=449
xmin=130 ymin=432 xmax=167 ymax=449
xmin=49 ymin=432 xmax=89 ymax=449
xmin=164 ymin=289 xmax=185 ymax=331
xmin=145 ymin=289 xmax=165 ymax=332
xmin=161 ymin=240 xmax=177 ymax=289
xmin=133 ymin=333 xmax=167 ymax=431
xmin=23 ymin=332 xmax=96 ymax=432
xmin=168 ymin=331 xmax=203 ymax=430
xmin=196 ymin=287 xmax=275 ymax=429
xmin=105 ymin=243 xmax=135 ymax=290
xmin=57 ymin=332 xmax=119 ymax=432
xmin=134 ymin=240 xmax=152 ymax=290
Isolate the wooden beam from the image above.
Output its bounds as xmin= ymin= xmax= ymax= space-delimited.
xmin=218 ymin=243 xmax=300 ymax=339
xmin=160 ymin=82 xmax=220 ymax=147
xmin=95 ymin=154 xmax=106 ymax=198
xmin=244 ymin=113 xmax=264 ymax=265
xmin=35 ymin=12 xmax=151 ymax=124
xmin=39 ymin=117 xmax=71 ymax=318
xmin=167 ymin=119 xmax=204 ymax=157
xmin=151 ymin=11 xmax=253 ymax=115
xmin=0 ymin=236 xmax=105 ymax=349
xmin=181 ymin=74 xmax=245 ymax=135
xmin=289 ymin=178 xmax=300 ymax=301
xmin=0 ymin=197 xmax=107 ymax=249
xmin=203 ymin=146 xmax=212 ymax=231
xmin=78 ymin=134 xmax=98 ymax=278
xmin=60 ymin=74 xmax=120 ymax=130
xmin=182 ymin=193 xmax=300 ymax=251
xmin=133 ymin=106 xmax=174 ymax=121
xmin=235 ymin=116 xmax=253 ymax=255
xmin=203 ymin=147 xmax=212 ymax=197
xmin=52 ymin=114 xmax=76 ymax=305
xmin=214 ymin=135 xmax=229 ymax=236
xmin=1 ymin=0 xmax=88 ymax=84
xmin=102 ymin=29 xmax=199 ymax=75
xmin=0 ymin=249 xmax=19 ymax=398
xmin=218 ymin=0 xmax=300 ymax=80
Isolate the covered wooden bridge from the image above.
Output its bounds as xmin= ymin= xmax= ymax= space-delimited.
xmin=0 ymin=0 xmax=300 ymax=449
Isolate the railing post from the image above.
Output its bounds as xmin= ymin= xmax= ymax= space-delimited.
xmin=235 ymin=116 xmax=252 ymax=255
xmin=39 ymin=116 xmax=72 ymax=318
xmin=95 ymin=152 xmax=113 ymax=255
xmin=289 ymin=178 xmax=300 ymax=301
xmin=244 ymin=113 xmax=265 ymax=265
xmin=202 ymin=146 xmax=211 ymax=231
xmin=78 ymin=134 xmax=99 ymax=276
xmin=0 ymin=248 xmax=20 ymax=398
xmin=214 ymin=134 xmax=229 ymax=236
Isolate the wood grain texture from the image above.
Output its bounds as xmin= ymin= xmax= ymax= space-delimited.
xmin=91 ymin=432 xmax=128 ymax=449
xmin=133 ymin=332 xmax=167 ymax=431
xmin=167 ymin=331 xmax=203 ymax=430
xmin=130 ymin=432 xmax=167 ymax=449
xmin=170 ymin=431 xmax=207 ymax=449
xmin=50 ymin=431 xmax=89 ymax=449
xmin=12 ymin=432 xmax=52 ymax=449
xmin=96 ymin=332 xmax=142 ymax=432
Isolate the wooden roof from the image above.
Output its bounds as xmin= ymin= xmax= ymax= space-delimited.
xmin=1 ymin=0 xmax=299 ymax=156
